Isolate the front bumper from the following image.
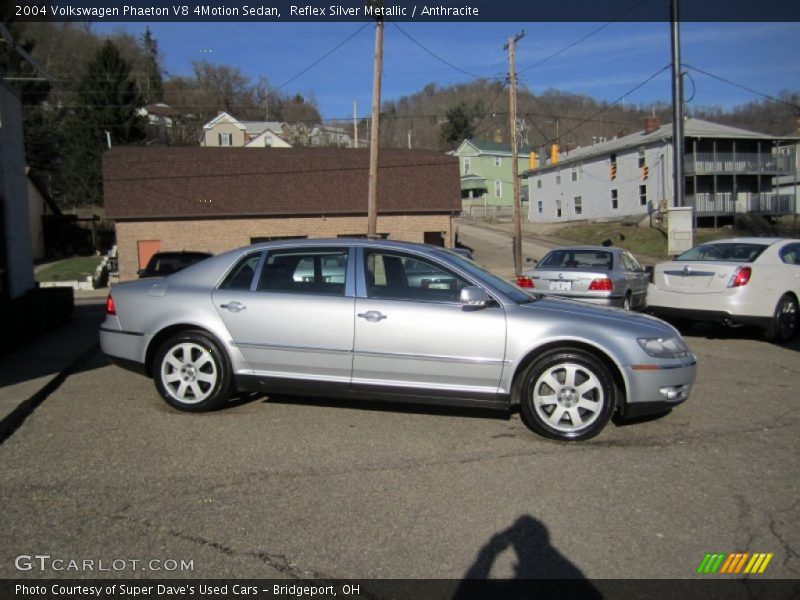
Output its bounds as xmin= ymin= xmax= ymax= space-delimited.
xmin=622 ymin=359 xmax=697 ymax=418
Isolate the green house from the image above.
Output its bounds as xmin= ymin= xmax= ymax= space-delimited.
xmin=451 ymin=139 xmax=531 ymax=216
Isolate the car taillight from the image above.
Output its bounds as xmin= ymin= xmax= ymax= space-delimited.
xmin=106 ymin=294 xmax=116 ymax=315
xmin=517 ymin=275 xmax=534 ymax=288
xmin=728 ymin=266 xmax=751 ymax=288
xmin=588 ymin=277 xmax=614 ymax=291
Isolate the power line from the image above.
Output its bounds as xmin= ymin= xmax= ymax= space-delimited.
xmin=541 ymin=64 xmax=671 ymax=147
xmin=269 ymin=22 xmax=370 ymax=96
xmin=684 ymin=64 xmax=800 ymax=110
xmin=518 ymin=0 xmax=654 ymax=74
xmin=389 ymin=21 xmax=505 ymax=82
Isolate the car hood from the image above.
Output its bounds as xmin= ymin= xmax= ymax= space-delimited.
xmin=518 ymin=296 xmax=676 ymax=335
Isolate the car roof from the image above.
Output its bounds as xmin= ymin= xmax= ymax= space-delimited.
xmin=693 ymin=237 xmax=787 ymax=245
xmin=543 ymin=246 xmax=620 ymax=253
xmin=152 ymin=250 xmax=213 ymax=257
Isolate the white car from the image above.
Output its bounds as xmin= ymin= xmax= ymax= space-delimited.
xmin=646 ymin=237 xmax=800 ymax=342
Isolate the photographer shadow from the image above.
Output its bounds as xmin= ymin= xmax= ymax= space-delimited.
xmin=454 ymin=515 xmax=602 ymax=599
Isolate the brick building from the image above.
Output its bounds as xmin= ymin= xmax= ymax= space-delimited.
xmin=103 ymin=147 xmax=461 ymax=280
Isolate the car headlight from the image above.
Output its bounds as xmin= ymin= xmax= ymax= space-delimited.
xmin=637 ymin=336 xmax=692 ymax=359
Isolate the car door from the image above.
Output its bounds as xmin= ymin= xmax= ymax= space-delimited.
xmin=620 ymin=251 xmax=648 ymax=308
xmin=211 ymin=247 xmax=355 ymax=385
xmin=351 ymin=247 xmax=507 ymax=399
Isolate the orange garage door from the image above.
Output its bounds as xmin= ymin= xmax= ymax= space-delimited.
xmin=137 ymin=240 xmax=161 ymax=269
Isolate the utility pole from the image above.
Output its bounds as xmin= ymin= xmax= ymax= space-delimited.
xmin=505 ymin=30 xmax=525 ymax=276
xmin=670 ymin=0 xmax=685 ymax=208
xmin=353 ymin=99 xmax=358 ymax=148
xmin=367 ymin=18 xmax=384 ymax=239
xmin=265 ymin=88 xmax=269 ymax=121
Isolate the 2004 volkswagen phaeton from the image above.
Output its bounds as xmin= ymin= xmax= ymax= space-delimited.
xmin=100 ymin=239 xmax=696 ymax=441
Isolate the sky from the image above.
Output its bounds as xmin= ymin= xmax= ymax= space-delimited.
xmin=91 ymin=20 xmax=800 ymax=122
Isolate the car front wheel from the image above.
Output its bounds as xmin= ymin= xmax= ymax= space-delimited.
xmin=763 ymin=294 xmax=798 ymax=344
xmin=154 ymin=331 xmax=232 ymax=411
xmin=520 ymin=349 xmax=615 ymax=441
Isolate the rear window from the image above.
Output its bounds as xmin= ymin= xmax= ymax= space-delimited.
xmin=677 ymin=243 xmax=767 ymax=263
xmin=538 ymin=250 xmax=613 ymax=270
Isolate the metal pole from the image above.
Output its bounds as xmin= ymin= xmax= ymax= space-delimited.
xmin=353 ymin=99 xmax=358 ymax=148
xmin=367 ymin=20 xmax=384 ymax=239
xmin=670 ymin=0 xmax=685 ymax=209
xmin=505 ymin=31 xmax=525 ymax=276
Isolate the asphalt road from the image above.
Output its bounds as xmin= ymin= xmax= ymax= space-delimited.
xmin=1 ymin=228 xmax=798 ymax=587
xmin=1 ymin=323 xmax=799 ymax=584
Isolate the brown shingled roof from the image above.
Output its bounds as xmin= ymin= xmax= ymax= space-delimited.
xmin=103 ymin=147 xmax=461 ymax=220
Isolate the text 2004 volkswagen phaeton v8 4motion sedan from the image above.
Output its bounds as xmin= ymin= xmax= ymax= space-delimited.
xmin=101 ymin=240 xmax=696 ymax=441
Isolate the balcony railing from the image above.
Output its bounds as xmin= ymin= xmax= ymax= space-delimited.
xmin=685 ymin=152 xmax=795 ymax=175
xmin=686 ymin=193 xmax=796 ymax=215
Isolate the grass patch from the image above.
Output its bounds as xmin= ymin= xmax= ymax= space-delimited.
xmin=552 ymin=221 xmax=746 ymax=259
xmin=36 ymin=256 xmax=102 ymax=282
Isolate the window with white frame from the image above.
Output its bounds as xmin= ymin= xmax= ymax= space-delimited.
xmin=556 ymin=199 xmax=562 ymax=218
xmin=494 ymin=156 xmax=502 ymax=167
xmin=219 ymin=132 xmax=233 ymax=146
xmin=611 ymin=189 xmax=618 ymax=210
xmin=639 ymin=184 xmax=647 ymax=206
xmin=556 ymin=172 xmax=561 ymax=185
xmin=537 ymin=200 xmax=543 ymax=214
xmin=494 ymin=180 xmax=502 ymax=198
xmin=574 ymin=196 xmax=583 ymax=215
xmin=638 ymin=147 xmax=646 ymax=168
xmin=571 ymin=168 xmax=579 ymax=182
xmin=536 ymin=179 xmax=542 ymax=189
xmin=463 ymin=158 xmax=471 ymax=175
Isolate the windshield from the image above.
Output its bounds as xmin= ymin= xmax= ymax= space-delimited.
xmin=676 ymin=243 xmax=767 ymax=263
xmin=435 ymin=249 xmax=535 ymax=304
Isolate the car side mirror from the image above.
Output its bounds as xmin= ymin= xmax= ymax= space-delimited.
xmin=644 ymin=265 xmax=654 ymax=275
xmin=460 ymin=286 xmax=492 ymax=309
xmin=137 ymin=269 xmax=145 ymax=277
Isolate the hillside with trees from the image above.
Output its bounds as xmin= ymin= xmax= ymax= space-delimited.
xmin=2 ymin=12 xmax=798 ymax=210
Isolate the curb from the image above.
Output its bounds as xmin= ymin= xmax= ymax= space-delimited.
xmin=0 ymin=343 xmax=100 ymax=446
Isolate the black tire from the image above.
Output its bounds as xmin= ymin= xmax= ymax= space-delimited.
xmin=153 ymin=331 xmax=233 ymax=412
xmin=763 ymin=294 xmax=799 ymax=344
xmin=622 ymin=292 xmax=632 ymax=311
xmin=519 ymin=348 xmax=616 ymax=442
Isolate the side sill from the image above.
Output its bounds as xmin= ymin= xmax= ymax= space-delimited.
xmin=234 ymin=375 xmax=510 ymax=411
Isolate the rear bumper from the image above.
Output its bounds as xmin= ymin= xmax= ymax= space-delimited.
xmin=647 ymin=305 xmax=771 ymax=329
xmin=100 ymin=326 xmax=148 ymax=371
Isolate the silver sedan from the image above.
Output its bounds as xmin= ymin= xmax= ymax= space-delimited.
xmin=100 ymin=239 xmax=696 ymax=441
xmin=518 ymin=246 xmax=650 ymax=310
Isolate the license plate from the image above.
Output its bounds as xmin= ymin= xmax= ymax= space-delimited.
xmin=549 ymin=280 xmax=572 ymax=291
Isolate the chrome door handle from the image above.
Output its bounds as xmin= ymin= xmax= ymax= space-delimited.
xmin=220 ymin=301 xmax=246 ymax=313
xmin=358 ymin=310 xmax=387 ymax=322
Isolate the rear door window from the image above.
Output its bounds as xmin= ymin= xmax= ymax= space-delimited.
xmin=257 ymin=249 xmax=348 ymax=296
xmin=219 ymin=252 xmax=262 ymax=290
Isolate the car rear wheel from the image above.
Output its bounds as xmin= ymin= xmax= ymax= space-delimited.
xmin=519 ymin=349 xmax=615 ymax=441
xmin=763 ymin=294 xmax=798 ymax=344
xmin=154 ymin=331 xmax=232 ymax=411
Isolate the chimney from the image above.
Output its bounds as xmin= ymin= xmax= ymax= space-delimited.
xmin=644 ymin=117 xmax=660 ymax=134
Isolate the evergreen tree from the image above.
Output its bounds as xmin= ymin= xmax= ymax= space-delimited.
xmin=62 ymin=40 xmax=143 ymax=208
xmin=440 ymin=102 xmax=475 ymax=149
xmin=140 ymin=27 xmax=164 ymax=104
